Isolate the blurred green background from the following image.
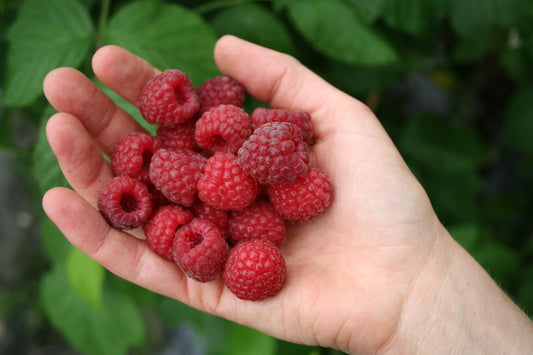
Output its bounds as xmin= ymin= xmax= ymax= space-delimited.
xmin=1 ymin=0 xmax=533 ymax=354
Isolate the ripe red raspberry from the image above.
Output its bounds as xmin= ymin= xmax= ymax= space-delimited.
xmin=192 ymin=200 xmax=229 ymax=238
xmin=143 ymin=205 xmax=194 ymax=260
xmin=138 ymin=69 xmax=200 ymax=126
xmin=97 ymin=176 xmax=153 ymax=230
xmin=172 ymin=218 xmax=228 ymax=282
xmin=267 ymin=167 xmax=333 ymax=222
xmin=250 ymin=107 xmax=314 ymax=144
xmin=237 ymin=121 xmax=309 ymax=184
xmin=149 ymin=148 xmax=207 ymax=207
xmin=157 ymin=120 xmax=199 ymax=151
xmin=194 ymin=104 xmax=252 ymax=155
xmin=197 ymin=152 xmax=260 ymax=211
xmin=111 ymin=132 xmax=161 ymax=185
xmin=196 ymin=76 xmax=245 ymax=116
xmin=224 ymin=239 xmax=286 ymax=301
xmin=228 ymin=200 xmax=285 ymax=247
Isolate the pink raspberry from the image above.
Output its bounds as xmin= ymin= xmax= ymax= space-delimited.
xmin=197 ymin=152 xmax=260 ymax=211
xmin=111 ymin=132 xmax=162 ymax=185
xmin=138 ymin=69 xmax=200 ymax=126
xmin=196 ymin=76 xmax=245 ymax=116
xmin=156 ymin=120 xmax=199 ymax=151
xmin=228 ymin=200 xmax=285 ymax=247
xmin=267 ymin=167 xmax=333 ymax=222
xmin=237 ymin=121 xmax=309 ymax=184
xmin=172 ymin=218 xmax=228 ymax=282
xmin=143 ymin=205 xmax=194 ymax=260
xmin=250 ymin=107 xmax=314 ymax=144
xmin=194 ymin=104 xmax=252 ymax=155
xmin=192 ymin=200 xmax=229 ymax=238
xmin=224 ymin=239 xmax=286 ymax=301
xmin=149 ymin=148 xmax=207 ymax=207
xmin=97 ymin=176 xmax=153 ymax=230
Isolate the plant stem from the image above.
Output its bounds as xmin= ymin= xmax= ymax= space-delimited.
xmin=95 ymin=0 xmax=111 ymax=49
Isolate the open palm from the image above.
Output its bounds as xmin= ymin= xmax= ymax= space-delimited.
xmin=43 ymin=36 xmax=445 ymax=354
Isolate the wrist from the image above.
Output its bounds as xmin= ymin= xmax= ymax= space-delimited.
xmin=380 ymin=225 xmax=533 ymax=354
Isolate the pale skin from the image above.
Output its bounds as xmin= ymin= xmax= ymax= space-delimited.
xmin=42 ymin=35 xmax=533 ymax=354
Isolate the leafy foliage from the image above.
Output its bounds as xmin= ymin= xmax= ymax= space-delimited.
xmin=1 ymin=0 xmax=533 ymax=353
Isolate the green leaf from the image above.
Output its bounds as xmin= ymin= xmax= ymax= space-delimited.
xmin=449 ymin=0 xmax=526 ymax=38
xmin=473 ymin=241 xmax=521 ymax=283
xmin=41 ymin=215 xmax=72 ymax=265
xmin=66 ymin=247 xmax=105 ymax=309
xmin=346 ymin=0 xmax=387 ymax=24
xmin=223 ymin=321 xmax=276 ymax=355
xmin=33 ymin=107 xmax=69 ymax=194
xmin=502 ymin=85 xmax=533 ymax=153
xmin=4 ymin=0 xmax=94 ymax=106
xmin=420 ymin=170 xmax=482 ymax=224
xmin=41 ymin=264 xmax=145 ymax=355
xmin=401 ymin=115 xmax=487 ymax=173
xmin=383 ymin=0 xmax=424 ymax=34
xmin=448 ymin=223 xmax=480 ymax=252
xmin=104 ymin=1 xmax=218 ymax=86
xmin=286 ymin=0 xmax=397 ymax=65
xmin=211 ymin=4 xmax=294 ymax=54
xmin=97 ymin=81 xmax=157 ymax=135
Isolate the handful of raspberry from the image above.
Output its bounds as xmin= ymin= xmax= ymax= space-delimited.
xmin=97 ymin=69 xmax=333 ymax=301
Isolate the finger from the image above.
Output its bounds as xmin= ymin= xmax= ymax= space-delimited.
xmin=214 ymin=36 xmax=374 ymax=136
xmin=92 ymin=45 xmax=161 ymax=106
xmin=46 ymin=112 xmax=114 ymax=206
xmin=42 ymin=187 xmax=185 ymax=298
xmin=46 ymin=111 xmax=150 ymax=240
xmin=43 ymin=67 xmax=144 ymax=156
xmin=42 ymin=187 xmax=240 ymax=315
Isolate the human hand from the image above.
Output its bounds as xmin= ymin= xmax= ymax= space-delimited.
xmin=42 ymin=36 xmax=533 ymax=354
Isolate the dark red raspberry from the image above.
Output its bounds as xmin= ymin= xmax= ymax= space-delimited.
xmin=224 ymin=239 xmax=286 ymax=301
xmin=228 ymin=200 xmax=285 ymax=247
xmin=267 ymin=167 xmax=333 ymax=222
xmin=143 ymin=205 xmax=194 ymax=260
xmin=197 ymin=152 xmax=260 ymax=211
xmin=192 ymin=200 xmax=229 ymax=238
xmin=172 ymin=218 xmax=228 ymax=282
xmin=196 ymin=76 xmax=245 ymax=116
xmin=237 ymin=121 xmax=309 ymax=184
xmin=194 ymin=104 xmax=252 ymax=155
xmin=138 ymin=69 xmax=200 ymax=126
xmin=97 ymin=176 xmax=153 ymax=230
xmin=111 ymin=132 xmax=161 ymax=185
xmin=149 ymin=148 xmax=207 ymax=207
xmin=157 ymin=120 xmax=199 ymax=151
xmin=250 ymin=108 xmax=314 ymax=144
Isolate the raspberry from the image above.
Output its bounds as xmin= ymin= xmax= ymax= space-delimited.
xmin=157 ymin=120 xmax=199 ymax=151
xmin=237 ymin=121 xmax=309 ymax=184
xmin=97 ymin=176 xmax=153 ymax=230
xmin=267 ymin=167 xmax=333 ymax=222
xmin=250 ymin=107 xmax=314 ymax=144
xmin=196 ymin=76 xmax=245 ymax=116
xmin=149 ymin=148 xmax=207 ymax=207
xmin=192 ymin=200 xmax=229 ymax=238
xmin=138 ymin=69 xmax=200 ymax=126
xmin=228 ymin=200 xmax=285 ymax=247
xmin=111 ymin=132 xmax=161 ymax=185
xmin=194 ymin=104 xmax=252 ymax=155
xmin=224 ymin=239 xmax=286 ymax=301
xmin=143 ymin=205 xmax=194 ymax=260
xmin=197 ymin=152 xmax=260 ymax=211
xmin=172 ymin=218 xmax=228 ymax=282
